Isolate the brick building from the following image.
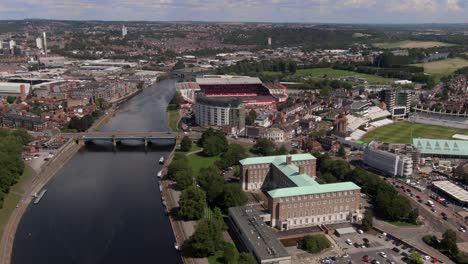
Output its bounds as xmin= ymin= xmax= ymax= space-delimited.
xmin=240 ymin=154 xmax=361 ymax=230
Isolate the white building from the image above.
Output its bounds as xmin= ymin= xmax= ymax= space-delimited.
xmin=363 ymin=142 xmax=413 ymax=177
xmin=122 ymin=25 xmax=128 ymax=37
xmin=195 ymin=95 xmax=245 ymax=131
xmin=264 ymin=128 xmax=285 ymax=143
xmin=36 ymin=37 xmax=43 ymax=50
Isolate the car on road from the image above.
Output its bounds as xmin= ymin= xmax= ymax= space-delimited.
xmin=431 ymin=207 xmax=437 ymax=212
xmin=379 ymin=252 xmax=387 ymax=258
xmin=459 ymin=227 xmax=466 ymax=233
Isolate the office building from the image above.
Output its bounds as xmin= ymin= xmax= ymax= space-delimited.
xmin=122 ymin=25 xmax=128 ymax=37
xmin=240 ymin=154 xmax=361 ymax=230
xmin=195 ymin=95 xmax=245 ymax=132
xmin=381 ymin=88 xmax=412 ymax=119
xmin=36 ymin=37 xmax=43 ymax=50
xmin=363 ymin=142 xmax=413 ymax=177
xmin=228 ymin=206 xmax=291 ymax=264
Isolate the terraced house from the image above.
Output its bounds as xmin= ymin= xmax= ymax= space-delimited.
xmin=240 ymin=154 xmax=361 ymax=230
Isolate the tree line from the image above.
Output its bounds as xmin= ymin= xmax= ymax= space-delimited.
xmin=0 ymin=128 xmax=33 ymax=209
xmin=314 ymin=153 xmax=419 ymax=224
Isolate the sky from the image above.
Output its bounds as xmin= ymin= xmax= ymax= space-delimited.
xmin=1 ymin=0 xmax=468 ymax=23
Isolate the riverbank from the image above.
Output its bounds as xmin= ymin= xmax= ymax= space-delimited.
xmin=0 ymin=139 xmax=81 ymax=264
xmin=167 ymin=109 xmax=181 ymax=131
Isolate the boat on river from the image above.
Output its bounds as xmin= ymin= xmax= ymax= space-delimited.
xmin=159 ymin=156 xmax=165 ymax=164
xmin=157 ymin=170 xmax=162 ymax=178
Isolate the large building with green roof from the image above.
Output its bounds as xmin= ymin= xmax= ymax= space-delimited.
xmin=413 ymin=138 xmax=468 ymax=158
xmin=240 ymin=154 xmax=361 ymax=230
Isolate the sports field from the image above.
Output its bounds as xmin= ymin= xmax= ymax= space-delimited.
xmin=361 ymin=122 xmax=468 ymax=144
xmin=294 ymin=68 xmax=394 ymax=84
xmin=373 ymin=41 xmax=454 ymax=49
xmin=413 ymin=57 xmax=468 ymax=76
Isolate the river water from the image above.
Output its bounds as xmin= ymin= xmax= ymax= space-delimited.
xmin=12 ymin=79 xmax=181 ymax=264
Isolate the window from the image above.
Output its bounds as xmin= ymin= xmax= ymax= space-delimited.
xmin=333 ymin=192 xmax=336 ymax=197
xmin=299 ymin=219 xmax=302 ymax=224
xmin=352 ymin=197 xmax=355 ymax=201
xmin=300 ymin=203 xmax=303 ymax=207
xmin=294 ymin=220 xmax=296 ymax=225
xmin=311 ymin=209 xmax=315 ymax=215
xmin=293 ymin=212 xmax=296 ymax=218
xmin=287 ymin=212 xmax=291 ymax=218
xmin=287 ymin=204 xmax=291 ymax=209
xmin=305 ymin=218 xmax=309 ymax=223
xmin=306 ymin=202 xmax=309 ymax=206
xmin=311 ymin=202 xmax=315 ymax=206
xmin=299 ymin=211 xmax=303 ymax=217
xmin=286 ymin=197 xmax=289 ymax=202
xmin=312 ymin=217 xmax=314 ymax=223
xmin=317 ymin=201 xmax=321 ymax=205
xmin=305 ymin=210 xmax=309 ymax=216
xmin=298 ymin=196 xmax=301 ymax=201
xmin=292 ymin=197 xmax=296 ymax=201
xmin=338 ymin=192 xmax=342 ymax=196
xmin=293 ymin=204 xmax=297 ymax=208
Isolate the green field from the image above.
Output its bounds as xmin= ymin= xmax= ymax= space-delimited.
xmin=187 ymin=152 xmax=221 ymax=177
xmin=167 ymin=110 xmax=180 ymax=131
xmin=373 ymin=41 xmax=455 ymax=49
xmin=361 ymin=122 xmax=468 ymax=144
xmin=413 ymin=57 xmax=468 ymax=76
xmin=0 ymin=166 xmax=33 ymax=237
xmin=263 ymin=68 xmax=394 ymax=84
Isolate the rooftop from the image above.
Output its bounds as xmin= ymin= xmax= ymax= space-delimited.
xmin=240 ymin=154 xmax=360 ymax=198
xmin=413 ymin=138 xmax=468 ymax=156
xmin=196 ymin=76 xmax=262 ymax=85
xmin=228 ymin=206 xmax=290 ymax=261
xmin=432 ymin=180 xmax=468 ymax=203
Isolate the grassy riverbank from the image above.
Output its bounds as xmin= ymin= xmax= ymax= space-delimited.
xmin=0 ymin=166 xmax=33 ymax=237
xmin=167 ymin=110 xmax=180 ymax=131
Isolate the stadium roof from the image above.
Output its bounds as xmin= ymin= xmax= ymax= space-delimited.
xmin=432 ymin=181 xmax=468 ymax=203
xmin=240 ymin=154 xmax=360 ymax=198
xmin=196 ymin=76 xmax=262 ymax=85
xmin=413 ymin=138 xmax=468 ymax=156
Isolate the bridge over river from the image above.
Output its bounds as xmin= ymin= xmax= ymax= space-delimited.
xmin=61 ymin=131 xmax=201 ymax=147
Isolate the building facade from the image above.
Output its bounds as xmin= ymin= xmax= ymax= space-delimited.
xmin=363 ymin=142 xmax=413 ymax=177
xmin=240 ymin=154 xmax=361 ymax=230
xmin=195 ymin=95 xmax=245 ymax=132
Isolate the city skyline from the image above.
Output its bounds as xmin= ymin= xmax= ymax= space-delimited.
xmin=1 ymin=0 xmax=468 ymax=24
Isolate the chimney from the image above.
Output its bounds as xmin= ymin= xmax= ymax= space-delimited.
xmin=286 ymin=154 xmax=292 ymax=165
xmin=299 ymin=166 xmax=305 ymax=175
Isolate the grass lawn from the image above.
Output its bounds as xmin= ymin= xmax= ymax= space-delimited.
xmin=412 ymin=57 xmax=468 ymax=76
xmin=295 ymin=68 xmax=394 ymax=84
xmin=167 ymin=109 xmax=180 ymax=131
xmin=373 ymin=41 xmax=455 ymax=49
xmin=187 ymin=152 xmax=221 ymax=177
xmin=0 ymin=166 xmax=34 ymax=237
xmin=208 ymin=250 xmax=224 ymax=264
xmin=361 ymin=122 xmax=468 ymax=144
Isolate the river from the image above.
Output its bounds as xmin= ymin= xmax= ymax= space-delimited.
xmin=12 ymin=79 xmax=181 ymax=264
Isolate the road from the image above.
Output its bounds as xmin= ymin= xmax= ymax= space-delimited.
xmin=388 ymin=178 xmax=467 ymax=242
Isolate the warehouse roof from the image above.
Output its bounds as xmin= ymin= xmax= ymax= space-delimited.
xmin=228 ymin=206 xmax=290 ymax=262
xmin=413 ymin=138 xmax=468 ymax=156
xmin=432 ymin=181 xmax=468 ymax=203
xmin=239 ymin=153 xmax=315 ymax=166
xmin=196 ymin=76 xmax=262 ymax=85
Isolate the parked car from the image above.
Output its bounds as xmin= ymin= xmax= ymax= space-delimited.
xmin=363 ymin=238 xmax=370 ymax=243
xmin=392 ymin=247 xmax=400 ymax=253
xmin=379 ymin=252 xmax=388 ymax=258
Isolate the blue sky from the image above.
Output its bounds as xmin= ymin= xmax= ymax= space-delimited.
xmin=1 ymin=0 xmax=468 ymax=23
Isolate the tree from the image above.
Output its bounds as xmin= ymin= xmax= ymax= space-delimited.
xmin=288 ymin=61 xmax=297 ymax=73
xmin=136 ymin=81 xmax=144 ymax=90
xmin=190 ymin=218 xmax=224 ymax=257
xmin=180 ymin=136 xmax=192 ymax=152
xmin=10 ymin=129 xmax=33 ymax=145
xmin=221 ymin=242 xmax=238 ymax=264
xmin=238 ymin=253 xmax=256 ymax=264
xmin=251 ymin=138 xmax=276 ymax=156
xmin=275 ymin=145 xmax=288 ymax=155
xmin=337 ymin=145 xmax=346 ymax=158
xmin=218 ymin=144 xmax=248 ymax=169
xmin=174 ymin=169 xmax=193 ymax=190
xmin=245 ymin=109 xmax=257 ymax=126
xmin=278 ymin=61 xmax=287 ymax=72
xmin=198 ymin=166 xmax=224 ymax=203
xmin=179 ymin=186 xmax=206 ymax=220
xmin=217 ymin=183 xmax=247 ymax=212
xmin=441 ymin=229 xmax=459 ymax=257
xmin=299 ymin=235 xmax=331 ymax=254
xmin=361 ymin=210 xmax=373 ymax=231
xmin=199 ymin=128 xmax=228 ymax=157
xmin=173 ymin=59 xmax=185 ymax=70
xmin=6 ymin=96 xmax=15 ymax=104
xmin=409 ymin=252 xmax=424 ymax=264
xmin=167 ymin=154 xmax=192 ymax=181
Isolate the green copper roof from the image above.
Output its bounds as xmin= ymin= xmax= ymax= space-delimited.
xmin=239 ymin=153 xmax=316 ymax=166
xmin=413 ymin=138 xmax=468 ymax=156
xmin=242 ymin=154 xmax=361 ymax=198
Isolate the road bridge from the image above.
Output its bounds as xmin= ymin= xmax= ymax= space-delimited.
xmin=62 ymin=131 xmax=201 ymax=147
